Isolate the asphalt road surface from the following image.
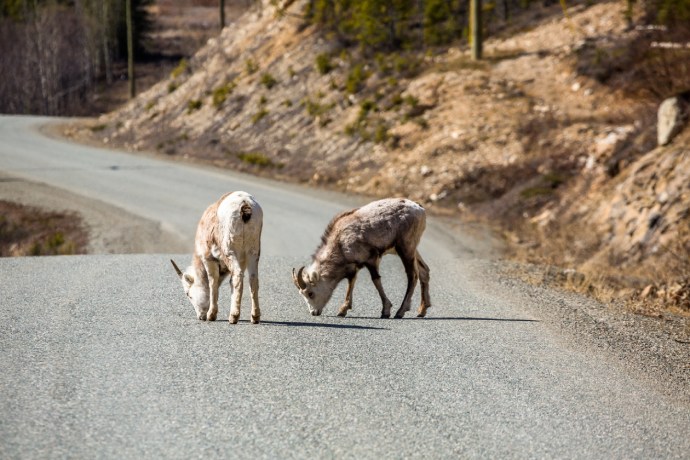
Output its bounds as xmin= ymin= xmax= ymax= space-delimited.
xmin=1 ymin=116 xmax=689 ymax=458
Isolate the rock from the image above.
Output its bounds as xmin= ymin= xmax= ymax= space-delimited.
xmin=420 ymin=165 xmax=432 ymax=177
xmin=640 ymin=284 xmax=656 ymax=299
xmin=593 ymin=125 xmax=635 ymax=158
xmin=657 ymin=97 xmax=687 ymax=146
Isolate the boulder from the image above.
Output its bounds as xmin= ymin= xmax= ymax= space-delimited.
xmin=657 ymin=96 xmax=687 ymax=146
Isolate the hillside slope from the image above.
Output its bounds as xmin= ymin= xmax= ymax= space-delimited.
xmin=69 ymin=0 xmax=689 ymax=316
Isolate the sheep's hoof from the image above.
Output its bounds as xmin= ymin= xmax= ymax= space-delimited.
xmin=229 ymin=314 xmax=240 ymax=324
xmin=380 ymin=312 xmax=391 ymax=319
xmin=198 ymin=314 xmax=207 ymax=321
xmin=337 ymin=306 xmax=350 ymax=317
xmin=207 ymin=312 xmax=217 ymax=322
xmin=251 ymin=315 xmax=260 ymax=324
xmin=394 ymin=312 xmax=406 ymax=319
xmin=417 ymin=304 xmax=430 ymax=318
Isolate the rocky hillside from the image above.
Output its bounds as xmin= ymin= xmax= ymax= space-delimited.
xmin=68 ymin=0 xmax=689 ymax=315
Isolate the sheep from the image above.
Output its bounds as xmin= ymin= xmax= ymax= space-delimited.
xmin=171 ymin=191 xmax=263 ymax=324
xmin=292 ymin=198 xmax=430 ymax=319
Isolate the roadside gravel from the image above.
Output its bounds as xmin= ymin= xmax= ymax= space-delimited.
xmin=0 ymin=172 xmax=186 ymax=254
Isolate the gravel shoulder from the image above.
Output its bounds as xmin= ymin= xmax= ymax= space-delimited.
xmin=0 ymin=171 xmax=187 ymax=254
xmin=491 ymin=261 xmax=690 ymax=403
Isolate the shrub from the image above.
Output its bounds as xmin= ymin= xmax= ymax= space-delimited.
xmin=260 ymin=72 xmax=278 ymax=89
xmin=252 ymin=108 xmax=269 ymax=124
xmin=187 ymin=99 xmax=202 ymax=114
xmin=171 ymin=59 xmax=188 ymax=78
xmin=358 ymin=99 xmax=377 ymax=122
xmin=373 ymin=123 xmax=389 ymax=144
xmin=315 ymin=53 xmax=333 ymax=74
xmin=423 ymin=0 xmax=456 ymax=46
xmin=237 ymin=152 xmax=282 ymax=168
xmin=245 ymin=58 xmax=258 ymax=75
xmin=393 ymin=54 xmax=421 ymax=77
xmin=167 ymin=82 xmax=178 ymax=93
xmin=346 ymin=63 xmax=367 ymax=94
xmin=212 ymin=81 xmax=236 ymax=109
xmin=404 ymin=95 xmax=419 ymax=108
xmin=414 ymin=118 xmax=429 ymax=129
xmin=303 ymin=98 xmax=333 ymax=118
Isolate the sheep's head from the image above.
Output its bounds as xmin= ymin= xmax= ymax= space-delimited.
xmin=171 ymin=260 xmax=210 ymax=320
xmin=292 ymin=265 xmax=336 ymax=316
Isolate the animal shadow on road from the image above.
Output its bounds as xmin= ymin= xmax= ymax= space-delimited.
xmin=245 ymin=320 xmax=389 ymax=330
xmin=329 ymin=315 xmax=538 ymax=323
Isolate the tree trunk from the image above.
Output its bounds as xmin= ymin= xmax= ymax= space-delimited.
xmin=102 ymin=1 xmax=113 ymax=85
xmin=126 ymin=0 xmax=135 ymax=98
xmin=470 ymin=0 xmax=482 ymax=60
xmin=220 ymin=0 xmax=225 ymax=30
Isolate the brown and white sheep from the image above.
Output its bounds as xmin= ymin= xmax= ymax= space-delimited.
xmin=292 ymin=198 xmax=430 ymax=319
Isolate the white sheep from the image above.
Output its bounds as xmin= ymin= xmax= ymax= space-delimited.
xmin=171 ymin=191 xmax=263 ymax=324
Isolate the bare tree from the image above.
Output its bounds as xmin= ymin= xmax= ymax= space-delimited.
xmin=126 ymin=0 xmax=135 ymax=98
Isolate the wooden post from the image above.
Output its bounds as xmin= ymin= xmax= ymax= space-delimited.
xmin=470 ymin=0 xmax=482 ymax=60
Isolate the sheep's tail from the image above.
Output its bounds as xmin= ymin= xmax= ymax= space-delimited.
xmin=240 ymin=202 xmax=252 ymax=223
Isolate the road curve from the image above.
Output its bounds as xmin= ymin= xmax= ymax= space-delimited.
xmin=1 ymin=115 xmax=689 ymax=458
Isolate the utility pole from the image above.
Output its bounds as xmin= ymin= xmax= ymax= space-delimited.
xmin=220 ymin=0 xmax=226 ymax=30
xmin=126 ymin=0 xmax=136 ymax=98
xmin=470 ymin=0 xmax=482 ymax=60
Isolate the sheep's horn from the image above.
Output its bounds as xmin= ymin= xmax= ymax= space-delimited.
xmin=293 ymin=266 xmax=307 ymax=290
xmin=170 ymin=259 xmax=183 ymax=279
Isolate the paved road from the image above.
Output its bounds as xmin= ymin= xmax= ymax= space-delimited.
xmin=1 ymin=116 xmax=689 ymax=458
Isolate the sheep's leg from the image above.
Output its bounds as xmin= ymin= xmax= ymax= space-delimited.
xmin=205 ymin=261 xmax=220 ymax=321
xmin=416 ymin=251 xmax=431 ymax=318
xmin=366 ymin=261 xmax=393 ymax=318
xmin=228 ymin=260 xmax=244 ymax=324
xmin=337 ymin=271 xmax=358 ymax=317
xmin=247 ymin=254 xmax=260 ymax=324
xmin=394 ymin=250 xmax=418 ymax=319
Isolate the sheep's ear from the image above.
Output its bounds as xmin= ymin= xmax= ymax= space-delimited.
xmin=308 ymin=270 xmax=320 ymax=284
xmin=184 ymin=273 xmax=194 ymax=284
